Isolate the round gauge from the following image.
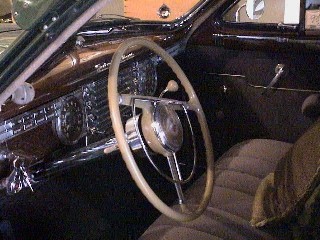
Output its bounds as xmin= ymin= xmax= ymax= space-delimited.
xmin=53 ymin=95 xmax=84 ymax=145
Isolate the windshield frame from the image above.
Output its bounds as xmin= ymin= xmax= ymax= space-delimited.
xmin=0 ymin=0 xmax=214 ymax=105
xmin=0 ymin=0 xmax=104 ymax=102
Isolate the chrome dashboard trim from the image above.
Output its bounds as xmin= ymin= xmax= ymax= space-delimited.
xmin=0 ymin=90 xmax=83 ymax=143
xmin=30 ymin=137 xmax=119 ymax=179
xmin=0 ymin=55 xmax=159 ymax=194
xmin=0 ymin=58 xmax=158 ymax=145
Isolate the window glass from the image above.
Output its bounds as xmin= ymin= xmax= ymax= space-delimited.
xmin=93 ymin=0 xmax=201 ymax=22
xmin=223 ymin=0 xmax=286 ymax=24
xmin=306 ymin=0 xmax=320 ymax=9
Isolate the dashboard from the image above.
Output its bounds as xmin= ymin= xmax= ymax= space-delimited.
xmin=0 ymin=59 xmax=157 ymax=144
xmin=0 ymin=57 xmax=158 ymax=180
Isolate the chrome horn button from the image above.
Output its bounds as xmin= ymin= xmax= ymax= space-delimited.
xmin=153 ymin=105 xmax=183 ymax=153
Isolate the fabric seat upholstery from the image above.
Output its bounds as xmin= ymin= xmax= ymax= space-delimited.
xmin=140 ymin=139 xmax=293 ymax=240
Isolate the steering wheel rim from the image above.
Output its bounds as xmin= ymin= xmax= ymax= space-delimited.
xmin=107 ymin=37 xmax=214 ymax=222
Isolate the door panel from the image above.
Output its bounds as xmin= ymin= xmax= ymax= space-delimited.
xmin=180 ymin=0 xmax=320 ymax=156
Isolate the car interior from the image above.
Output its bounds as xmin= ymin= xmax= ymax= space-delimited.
xmin=0 ymin=0 xmax=320 ymax=239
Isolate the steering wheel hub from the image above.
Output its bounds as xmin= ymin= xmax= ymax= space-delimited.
xmin=153 ymin=105 xmax=183 ymax=153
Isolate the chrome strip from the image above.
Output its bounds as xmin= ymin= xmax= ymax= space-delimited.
xmin=30 ymin=137 xmax=118 ymax=179
xmin=207 ymin=73 xmax=246 ymax=78
xmin=209 ymin=74 xmax=320 ymax=94
xmin=213 ymin=33 xmax=320 ymax=45
xmin=247 ymin=83 xmax=320 ymax=94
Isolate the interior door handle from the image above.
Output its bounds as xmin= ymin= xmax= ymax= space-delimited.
xmin=262 ymin=64 xmax=285 ymax=95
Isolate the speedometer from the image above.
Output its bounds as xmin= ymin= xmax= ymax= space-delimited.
xmin=53 ymin=95 xmax=84 ymax=145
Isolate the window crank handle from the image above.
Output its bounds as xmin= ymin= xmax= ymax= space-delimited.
xmin=262 ymin=64 xmax=285 ymax=95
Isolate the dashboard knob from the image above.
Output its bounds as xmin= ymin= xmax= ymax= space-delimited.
xmin=11 ymin=82 xmax=35 ymax=105
xmin=159 ymin=80 xmax=179 ymax=98
xmin=166 ymin=80 xmax=179 ymax=93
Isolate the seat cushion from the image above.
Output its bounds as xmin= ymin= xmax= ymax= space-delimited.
xmin=140 ymin=139 xmax=292 ymax=240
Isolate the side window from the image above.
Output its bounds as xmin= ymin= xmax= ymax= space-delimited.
xmin=223 ymin=0 xmax=300 ymax=25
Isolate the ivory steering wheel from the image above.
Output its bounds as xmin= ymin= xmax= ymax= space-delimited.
xmin=107 ymin=37 xmax=214 ymax=222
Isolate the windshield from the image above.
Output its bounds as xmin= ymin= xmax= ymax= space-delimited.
xmin=0 ymin=0 xmax=203 ymax=56
xmin=94 ymin=0 xmax=201 ymax=21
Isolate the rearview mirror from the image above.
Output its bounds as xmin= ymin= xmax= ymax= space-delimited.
xmin=246 ymin=0 xmax=265 ymax=20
